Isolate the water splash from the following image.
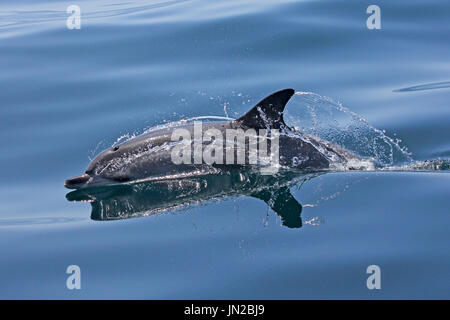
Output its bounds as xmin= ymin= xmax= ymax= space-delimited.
xmin=285 ymin=91 xmax=413 ymax=167
xmin=112 ymin=133 xmax=135 ymax=147
xmin=381 ymin=159 xmax=450 ymax=171
xmin=142 ymin=115 xmax=235 ymax=135
xmin=304 ymin=217 xmax=323 ymax=226
xmin=88 ymin=140 xmax=105 ymax=161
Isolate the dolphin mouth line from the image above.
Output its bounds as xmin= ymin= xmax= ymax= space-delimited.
xmin=64 ymin=173 xmax=91 ymax=189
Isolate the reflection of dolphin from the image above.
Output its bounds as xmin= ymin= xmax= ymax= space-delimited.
xmin=65 ymin=89 xmax=357 ymax=189
xmin=66 ymin=169 xmax=321 ymax=228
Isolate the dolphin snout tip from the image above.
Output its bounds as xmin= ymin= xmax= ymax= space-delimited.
xmin=65 ymin=173 xmax=90 ymax=189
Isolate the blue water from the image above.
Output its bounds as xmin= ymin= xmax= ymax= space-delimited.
xmin=0 ymin=0 xmax=449 ymax=299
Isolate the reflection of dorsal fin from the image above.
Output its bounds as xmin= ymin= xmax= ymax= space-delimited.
xmin=235 ymin=89 xmax=295 ymax=129
xmin=252 ymin=186 xmax=302 ymax=228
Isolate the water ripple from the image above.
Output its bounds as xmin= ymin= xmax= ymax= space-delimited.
xmin=0 ymin=216 xmax=85 ymax=227
xmin=0 ymin=0 xmax=190 ymax=36
xmin=394 ymin=81 xmax=450 ymax=92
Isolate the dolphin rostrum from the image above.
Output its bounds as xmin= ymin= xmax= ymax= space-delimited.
xmin=65 ymin=89 xmax=358 ymax=189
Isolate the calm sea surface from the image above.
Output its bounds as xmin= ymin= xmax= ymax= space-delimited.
xmin=0 ymin=0 xmax=449 ymax=299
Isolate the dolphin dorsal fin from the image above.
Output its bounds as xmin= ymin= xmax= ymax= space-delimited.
xmin=235 ymin=89 xmax=295 ymax=129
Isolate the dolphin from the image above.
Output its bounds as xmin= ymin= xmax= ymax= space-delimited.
xmin=65 ymin=89 xmax=358 ymax=189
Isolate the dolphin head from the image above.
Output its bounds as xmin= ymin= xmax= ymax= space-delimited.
xmin=65 ymin=144 xmax=135 ymax=189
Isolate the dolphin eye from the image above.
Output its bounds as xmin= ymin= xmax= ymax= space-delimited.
xmin=112 ymin=146 xmax=119 ymax=151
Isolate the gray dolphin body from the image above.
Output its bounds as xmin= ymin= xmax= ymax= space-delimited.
xmin=65 ymin=89 xmax=357 ymax=189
